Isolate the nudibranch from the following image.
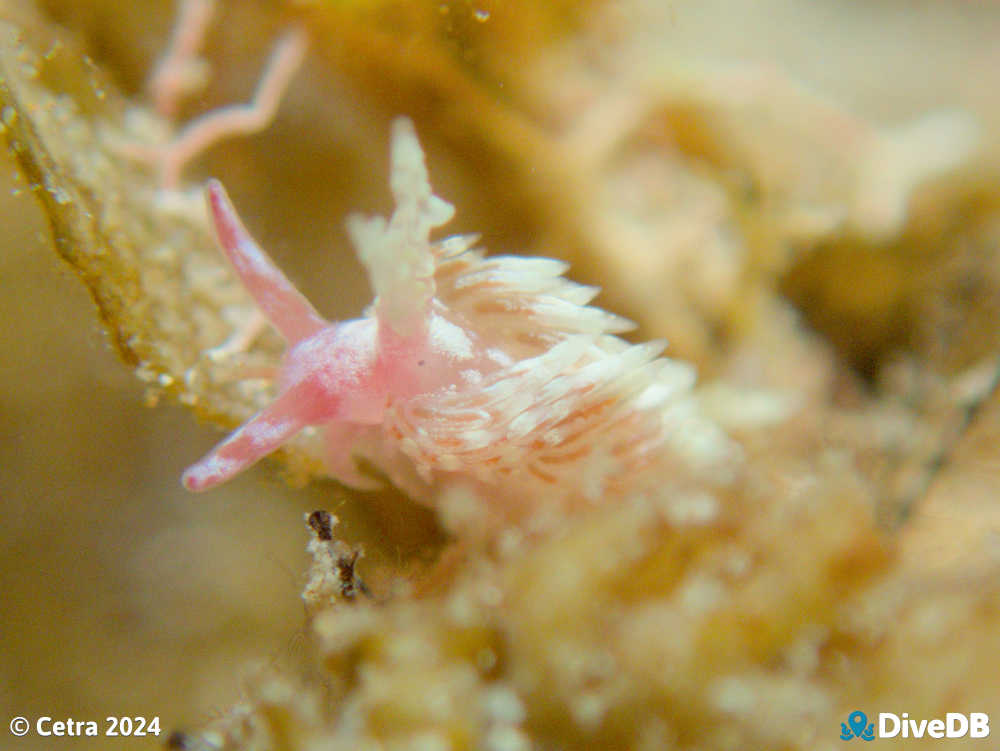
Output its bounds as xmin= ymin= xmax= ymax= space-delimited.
xmin=183 ymin=118 xmax=734 ymax=514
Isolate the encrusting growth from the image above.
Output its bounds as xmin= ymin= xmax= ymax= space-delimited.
xmin=303 ymin=510 xmax=369 ymax=611
xmin=184 ymin=118 xmax=735 ymax=519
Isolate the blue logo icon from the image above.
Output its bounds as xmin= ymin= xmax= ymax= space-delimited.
xmin=841 ymin=711 xmax=875 ymax=741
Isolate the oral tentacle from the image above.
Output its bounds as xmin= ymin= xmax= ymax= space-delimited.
xmin=206 ymin=179 xmax=328 ymax=345
xmin=182 ymin=381 xmax=317 ymax=491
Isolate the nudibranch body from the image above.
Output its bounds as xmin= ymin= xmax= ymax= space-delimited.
xmin=184 ymin=119 xmax=734 ymax=514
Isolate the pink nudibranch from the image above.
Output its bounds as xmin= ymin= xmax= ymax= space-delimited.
xmin=184 ymin=118 xmax=734 ymax=508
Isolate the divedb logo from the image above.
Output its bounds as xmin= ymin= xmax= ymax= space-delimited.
xmin=841 ymin=710 xmax=990 ymax=741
